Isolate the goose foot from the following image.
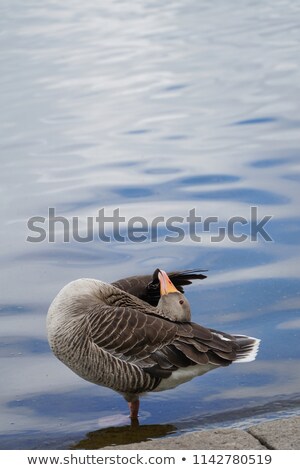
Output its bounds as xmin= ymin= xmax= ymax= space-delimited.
xmin=128 ymin=399 xmax=140 ymax=420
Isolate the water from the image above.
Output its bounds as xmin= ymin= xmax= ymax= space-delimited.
xmin=1 ymin=0 xmax=300 ymax=449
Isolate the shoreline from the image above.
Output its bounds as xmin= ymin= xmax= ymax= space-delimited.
xmin=103 ymin=416 xmax=300 ymax=450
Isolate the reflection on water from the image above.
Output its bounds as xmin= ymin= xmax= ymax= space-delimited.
xmin=71 ymin=423 xmax=177 ymax=450
xmin=1 ymin=0 xmax=300 ymax=450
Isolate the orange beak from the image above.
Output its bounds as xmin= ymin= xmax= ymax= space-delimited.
xmin=158 ymin=270 xmax=180 ymax=295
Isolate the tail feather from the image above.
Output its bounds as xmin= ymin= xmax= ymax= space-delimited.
xmin=233 ymin=335 xmax=260 ymax=363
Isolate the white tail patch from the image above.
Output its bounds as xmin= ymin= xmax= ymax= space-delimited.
xmin=234 ymin=336 xmax=261 ymax=363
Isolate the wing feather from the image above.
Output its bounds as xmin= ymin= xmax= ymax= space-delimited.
xmin=86 ymin=304 xmax=243 ymax=379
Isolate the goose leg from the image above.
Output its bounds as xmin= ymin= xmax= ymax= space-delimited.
xmin=128 ymin=399 xmax=140 ymax=420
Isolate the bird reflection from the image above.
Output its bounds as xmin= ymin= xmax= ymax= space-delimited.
xmin=71 ymin=420 xmax=177 ymax=450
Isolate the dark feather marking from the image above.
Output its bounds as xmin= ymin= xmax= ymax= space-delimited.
xmin=143 ymin=365 xmax=174 ymax=379
xmin=174 ymin=342 xmax=209 ymax=365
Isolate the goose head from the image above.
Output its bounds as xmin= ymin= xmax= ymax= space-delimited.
xmin=156 ymin=269 xmax=191 ymax=322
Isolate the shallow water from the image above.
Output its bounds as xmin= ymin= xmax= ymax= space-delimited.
xmin=1 ymin=0 xmax=300 ymax=449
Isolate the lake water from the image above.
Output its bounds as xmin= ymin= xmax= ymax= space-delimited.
xmin=1 ymin=0 xmax=300 ymax=449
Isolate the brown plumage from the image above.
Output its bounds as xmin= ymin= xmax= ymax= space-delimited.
xmin=47 ymin=268 xmax=260 ymax=420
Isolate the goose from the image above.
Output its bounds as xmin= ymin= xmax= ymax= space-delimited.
xmin=47 ymin=268 xmax=260 ymax=420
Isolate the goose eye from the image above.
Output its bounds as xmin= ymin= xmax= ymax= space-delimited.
xmin=179 ymin=300 xmax=184 ymax=305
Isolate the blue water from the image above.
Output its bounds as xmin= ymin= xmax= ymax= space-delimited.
xmin=1 ymin=0 xmax=300 ymax=449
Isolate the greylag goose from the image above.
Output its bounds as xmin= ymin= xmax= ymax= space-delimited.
xmin=47 ymin=269 xmax=260 ymax=420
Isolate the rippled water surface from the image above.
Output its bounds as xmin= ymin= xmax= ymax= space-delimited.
xmin=1 ymin=0 xmax=300 ymax=449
